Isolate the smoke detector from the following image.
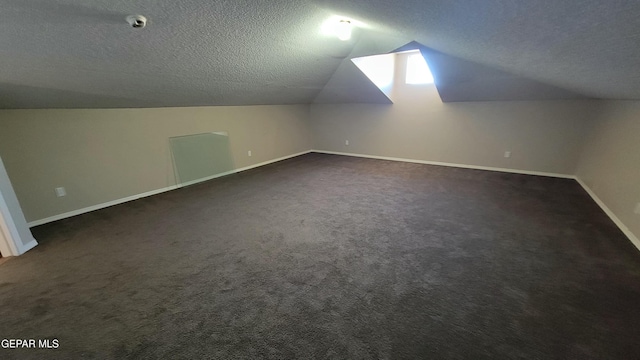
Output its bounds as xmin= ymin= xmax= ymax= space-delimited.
xmin=126 ymin=15 xmax=147 ymax=29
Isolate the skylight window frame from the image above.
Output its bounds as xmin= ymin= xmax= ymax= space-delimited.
xmin=405 ymin=52 xmax=434 ymax=85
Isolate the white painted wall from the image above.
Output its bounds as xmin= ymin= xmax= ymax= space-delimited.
xmin=310 ymin=52 xmax=600 ymax=176
xmin=0 ymin=58 xmax=637 ymax=252
xmin=576 ymin=100 xmax=640 ymax=244
xmin=0 ymin=105 xmax=313 ymax=224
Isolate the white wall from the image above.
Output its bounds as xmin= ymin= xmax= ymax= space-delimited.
xmin=0 ymin=59 xmax=636 ymax=250
xmin=0 ymin=105 xmax=313 ymax=223
xmin=576 ymin=101 xmax=640 ymax=243
xmin=311 ymin=52 xmax=600 ymax=176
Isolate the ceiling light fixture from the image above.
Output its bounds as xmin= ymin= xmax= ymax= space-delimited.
xmin=335 ymin=20 xmax=352 ymax=41
xmin=321 ymin=16 xmax=368 ymax=40
xmin=126 ymin=15 xmax=147 ymax=29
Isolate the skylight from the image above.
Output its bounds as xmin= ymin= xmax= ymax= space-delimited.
xmin=351 ymin=53 xmax=395 ymax=91
xmin=405 ymin=52 xmax=434 ymax=85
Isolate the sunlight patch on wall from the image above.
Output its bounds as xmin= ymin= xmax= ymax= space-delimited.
xmin=406 ymin=51 xmax=434 ymax=85
xmin=351 ymin=53 xmax=396 ymax=94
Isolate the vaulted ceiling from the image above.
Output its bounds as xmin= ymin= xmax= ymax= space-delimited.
xmin=1 ymin=0 xmax=639 ymax=108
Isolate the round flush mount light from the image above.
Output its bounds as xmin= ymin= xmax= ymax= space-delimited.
xmin=321 ymin=16 xmax=369 ymax=41
xmin=126 ymin=15 xmax=147 ymax=29
xmin=335 ymin=20 xmax=352 ymax=41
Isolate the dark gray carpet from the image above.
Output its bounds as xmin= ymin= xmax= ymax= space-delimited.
xmin=1 ymin=153 xmax=640 ymax=359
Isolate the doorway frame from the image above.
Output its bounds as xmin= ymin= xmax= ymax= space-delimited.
xmin=0 ymin=156 xmax=37 ymax=257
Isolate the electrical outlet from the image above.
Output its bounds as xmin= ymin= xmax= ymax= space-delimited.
xmin=504 ymin=151 xmax=511 ymax=158
xmin=55 ymin=187 xmax=66 ymax=197
xmin=634 ymin=202 xmax=640 ymax=215
xmin=345 ymin=140 xmax=349 ymax=146
xmin=248 ymin=150 xmax=252 ymax=157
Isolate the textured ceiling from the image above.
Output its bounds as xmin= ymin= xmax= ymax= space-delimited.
xmin=1 ymin=0 xmax=639 ymax=108
xmin=411 ymin=44 xmax=588 ymax=102
xmin=318 ymin=0 xmax=640 ymax=100
xmin=313 ymin=32 xmax=408 ymax=104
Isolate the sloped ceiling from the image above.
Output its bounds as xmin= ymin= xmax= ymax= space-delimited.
xmin=317 ymin=0 xmax=640 ymax=100
xmin=313 ymin=32 xmax=410 ymax=104
xmin=394 ymin=43 xmax=588 ymax=102
xmin=1 ymin=0 xmax=639 ymax=108
xmin=420 ymin=47 xmax=589 ymax=102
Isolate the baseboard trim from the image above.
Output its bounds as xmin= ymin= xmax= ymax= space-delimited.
xmin=17 ymin=238 xmax=38 ymax=255
xmin=177 ymin=170 xmax=238 ymax=188
xmin=311 ymin=150 xmax=574 ymax=179
xmin=177 ymin=150 xmax=312 ymax=188
xmin=28 ymin=150 xmax=312 ymax=227
xmin=575 ymin=177 xmax=640 ymax=252
xmin=312 ymin=149 xmax=639 ymax=251
xmin=27 ymin=149 xmax=638 ymax=253
xmin=27 ymin=186 xmax=179 ymax=227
